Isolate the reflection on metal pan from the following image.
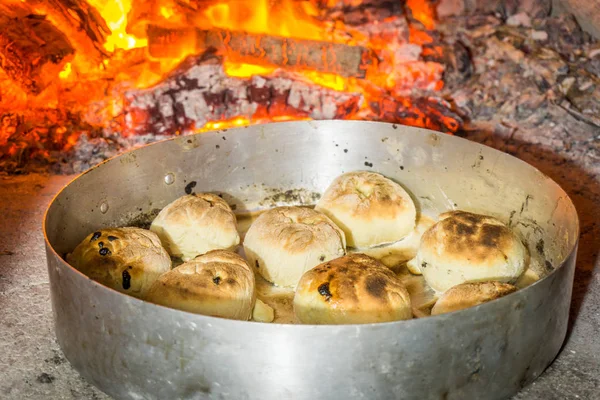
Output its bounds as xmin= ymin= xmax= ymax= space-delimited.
xmin=44 ymin=121 xmax=579 ymax=400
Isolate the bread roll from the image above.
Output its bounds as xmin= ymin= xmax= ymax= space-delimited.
xmin=409 ymin=211 xmax=529 ymax=292
xmin=150 ymin=193 xmax=240 ymax=261
xmin=66 ymin=227 xmax=171 ymax=298
xmin=243 ymin=206 xmax=346 ymax=288
xmin=431 ymin=281 xmax=517 ymax=315
xmin=294 ymin=253 xmax=412 ymax=324
xmin=315 ymin=171 xmax=416 ymax=248
xmin=145 ymin=250 xmax=255 ymax=320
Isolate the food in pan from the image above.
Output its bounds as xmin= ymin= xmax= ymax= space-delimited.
xmin=145 ymin=250 xmax=255 ymax=320
xmin=293 ymin=253 xmax=412 ymax=324
xmin=243 ymin=206 xmax=346 ymax=288
xmin=252 ymin=299 xmax=275 ymax=323
xmin=431 ymin=281 xmax=518 ymax=315
xmin=67 ymin=169 xmax=536 ymax=322
xmin=150 ymin=193 xmax=240 ymax=261
xmin=67 ymin=227 xmax=171 ymax=298
xmin=407 ymin=211 xmax=529 ymax=292
xmin=315 ymin=171 xmax=416 ymax=248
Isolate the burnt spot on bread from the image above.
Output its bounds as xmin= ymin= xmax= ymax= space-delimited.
xmin=318 ymin=282 xmax=332 ymax=301
xmin=107 ymin=235 xmax=118 ymax=242
xmin=255 ymin=260 xmax=260 ymax=269
xmin=213 ymin=276 xmax=221 ymax=285
xmin=480 ymin=225 xmax=503 ymax=248
xmin=98 ymin=241 xmax=104 ymax=248
xmin=365 ymin=275 xmax=387 ymax=298
xmin=319 ymin=255 xmax=326 ymax=262
xmin=456 ymin=212 xmax=481 ymax=225
xmin=184 ymin=181 xmax=197 ymax=195
xmin=455 ymin=221 xmax=476 ymax=236
xmin=421 ymin=262 xmax=428 ymax=269
xmin=90 ymin=232 xmax=101 ymax=241
xmin=99 ymin=247 xmax=111 ymax=256
xmin=122 ymin=269 xmax=131 ymax=290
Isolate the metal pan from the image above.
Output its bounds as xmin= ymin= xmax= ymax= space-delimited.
xmin=44 ymin=121 xmax=579 ymax=400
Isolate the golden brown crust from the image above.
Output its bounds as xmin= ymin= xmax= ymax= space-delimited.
xmin=294 ymin=253 xmax=412 ymax=324
xmin=315 ymin=171 xmax=416 ymax=247
xmin=422 ymin=211 xmax=519 ymax=265
xmin=431 ymin=281 xmax=517 ymax=315
xmin=66 ymin=227 xmax=171 ymax=298
xmin=318 ymin=171 xmax=412 ymax=219
xmin=145 ymin=250 xmax=255 ymax=320
xmin=411 ymin=210 xmax=529 ymax=292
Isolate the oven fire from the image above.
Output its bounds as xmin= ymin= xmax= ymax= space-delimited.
xmin=0 ymin=0 xmax=465 ymax=172
xmin=1 ymin=0 xmax=599 ymax=175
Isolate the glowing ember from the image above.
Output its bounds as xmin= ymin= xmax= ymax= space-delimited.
xmin=59 ymin=63 xmax=72 ymax=80
xmin=1 ymin=0 xmax=460 ymax=171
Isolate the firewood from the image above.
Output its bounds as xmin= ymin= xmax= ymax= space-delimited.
xmin=3 ymin=0 xmax=109 ymax=65
xmin=123 ymin=51 xmax=362 ymax=136
xmin=147 ymin=25 xmax=374 ymax=78
xmin=368 ymin=96 xmax=463 ymax=133
xmin=0 ymin=12 xmax=74 ymax=94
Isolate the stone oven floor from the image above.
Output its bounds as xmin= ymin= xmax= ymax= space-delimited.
xmin=1 ymin=117 xmax=599 ymax=399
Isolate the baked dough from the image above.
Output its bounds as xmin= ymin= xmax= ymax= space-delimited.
xmin=431 ymin=281 xmax=517 ymax=315
xmin=252 ymin=299 xmax=275 ymax=323
xmin=66 ymin=227 xmax=171 ymax=298
xmin=145 ymin=250 xmax=255 ymax=320
xmin=150 ymin=193 xmax=240 ymax=261
xmin=294 ymin=253 xmax=412 ymax=324
xmin=315 ymin=171 xmax=416 ymax=248
xmin=408 ymin=211 xmax=529 ymax=292
xmin=243 ymin=206 xmax=346 ymax=288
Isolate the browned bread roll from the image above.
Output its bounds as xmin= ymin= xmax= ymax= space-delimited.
xmin=294 ymin=253 xmax=412 ymax=324
xmin=66 ymin=227 xmax=171 ymax=298
xmin=150 ymin=193 xmax=239 ymax=261
xmin=243 ymin=206 xmax=346 ymax=288
xmin=315 ymin=171 xmax=416 ymax=248
xmin=407 ymin=211 xmax=529 ymax=292
xmin=145 ymin=250 xmax=255 ymax=320
xmin=431 ymin=281 xmax=518 ymax=315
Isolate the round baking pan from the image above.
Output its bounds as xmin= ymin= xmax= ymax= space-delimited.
xmin=44 ymin=121 xmax=579 ymax=400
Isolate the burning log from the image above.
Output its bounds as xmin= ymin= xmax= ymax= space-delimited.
xmin=3 ymin=0 xmax=109 ymax=67
xmin=306 ymin=0 xmax=404 ymax=26
xmin=147 ymin=25 xmax=374 ymax=78
xmin=368 ymin=96 xmax=463 ymax=133
xmin=123 ymin=51 xmax=362 ymax=136
xmin=0 ymin=9 xmax=74 ymax=95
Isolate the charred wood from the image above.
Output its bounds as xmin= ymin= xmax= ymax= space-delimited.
xmin=123 ymin=51 xmax=362 ymax=136
xmin=147 ymin=25 xmax=374 ymax=78
xmin=0 ymin=8 xmax=74 ymax=95
xmin=4 ymin=0 xmax=110 ymax=65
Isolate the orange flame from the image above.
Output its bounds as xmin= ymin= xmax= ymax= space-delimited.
xmin=87 ymin=0 xmax=147 ymax=51
xmin=1 ymin=0 xmax=457 ymax=167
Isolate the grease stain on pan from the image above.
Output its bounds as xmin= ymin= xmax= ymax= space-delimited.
xmin=180 ymin=137 xmax=201 ymax=150
xmin=257 ymin=187 xmax=321 ymax=208
xmin=426 ymin=133 xmax=441 ymax=147
xmin=119 ymin=152 xmax=137 ymax=165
